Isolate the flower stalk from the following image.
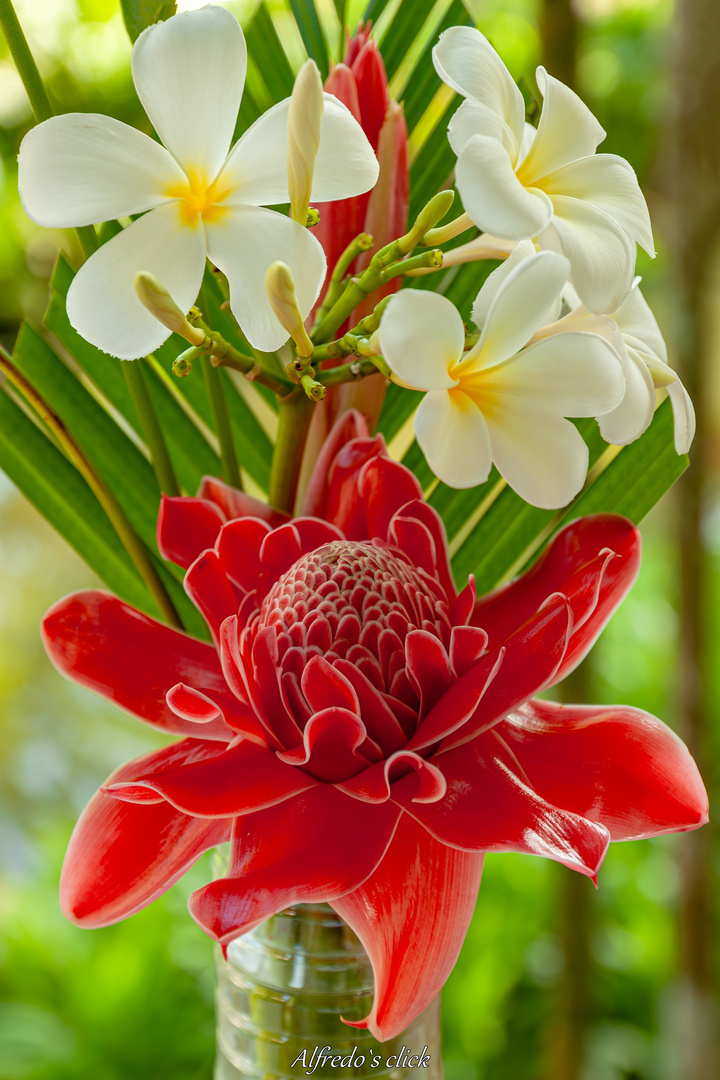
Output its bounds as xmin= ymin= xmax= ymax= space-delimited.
xmin=202 ymin=358 xmax=242 ymax=491
xmin=0 ymin=344 xmax=181 ymax=627
xmin=268 ymin=391 xmax=314 ymax=513
xmin=123 ymin=358 xmax=180 ymax=497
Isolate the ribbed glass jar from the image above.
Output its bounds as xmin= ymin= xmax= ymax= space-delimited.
xmin=214 ymin=903 xmax=443 ymax=1080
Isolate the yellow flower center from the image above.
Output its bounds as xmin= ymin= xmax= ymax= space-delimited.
xmin=165 ymin=169 xmax=232 ymax=227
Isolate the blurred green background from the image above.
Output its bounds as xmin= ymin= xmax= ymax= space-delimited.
xmin=0 ymin=0 xmax=718 ymax=1078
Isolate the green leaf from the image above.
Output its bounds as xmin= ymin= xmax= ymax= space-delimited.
xmin=46 ymin=257 xmax=221 ymax=495
xmin=378 ymin=0 xmax=438 ymax=80
xmin=120 ymin=0 xmax=176 ymax=43
xmin=246 ymin=3 xmax=297 ymax=99
xmin=0 ymin=389 xmax=153 ymax=612
xmin=11 ymin=323 xmax=168 ymax=564
xmin=377 ymin=382 xmax=423 ymax=444
xmin=408 ymin=97 xmax=461 ymax=220
xmin=288 ymin=0 xmax=330 ymax=77
xmin=401 ymin=0 xmax=471 ymax=133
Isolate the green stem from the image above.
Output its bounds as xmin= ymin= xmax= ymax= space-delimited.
xmin=0 ymin=0 xmax=52 ymax=121
xmin=0 ymin=0 xmax=98 ymax=258
xmin=317 ymin=358 xmax=386 ymax=387
xmin=123 ymin=359 xmax=180 ymax=497
xmin=268 ymin=392 xmax=313 ymax=513
xmin=202 ymin=357 xmax=242 ymax=490
xmin=186 ymin=320 xmax=291 ymax=395
xmin=0 ymin=345 xmax=182 ymax=627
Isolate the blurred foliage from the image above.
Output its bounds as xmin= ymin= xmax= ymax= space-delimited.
xmin=0 ymin=1 xmax=715 ymax=1079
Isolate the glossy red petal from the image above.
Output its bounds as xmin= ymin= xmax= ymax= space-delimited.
xmin=323 ymin=435 xmax=387 ymax=540
xmin=390 ymin=501 xmax=456 ymax=602
xmin=216 ymin=517 xmax=270 ymax=593
xmin=398 ymin=732 xmax=610 ymax=877
xmin=157 ymin=495 xmax=225 ymax=569
xmin=108 ymin=738 xmax=318 ymax=817
xmin=301 ymin=409 xmax=369 ymax=519
xmin=339 ymin=750 xmax=446 ymax=804
xmin=166 ymin=682 xmax=266 ymax=743
xmin=278 ymin=707 xmax=378 ymax=781
xmin=332 ymin=814 xmax=484 ymax=1041
xmin=333 ymin=658 xmax=408 ymax=754
xmin=360 ymin=457 xmax=423 ymax=541
xmin=472 ymin=515 xmax=640 ymax=675
xmin=301 ymin=654 xmax=359 ymax=714
xmin=198 ymin=476 xmax=289 ymax=527
xmin=352 ymin=38 xmax=390 ymax=153
xmin=409 ymin=595 xmax=572 ymax=753
xmin=42 ymin=591 xmax=233 ymax=741
xmin=188 ymin=788 xmax=401 ymax=949
xmin=61 ymin=744 xmax=230 ymax=927
xmin=500 ymin=700 xmax=709 ymax=840
xmin=405 ymin=630 xmax=453 ymax=719
xmin=449 ymin=625 xmax=488 ymax=678
xmin=184 ymin=549 xmax=240 ymax=643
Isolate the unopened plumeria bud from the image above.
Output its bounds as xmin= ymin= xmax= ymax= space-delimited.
xmin=397 ymin=190 xmax=455 ymax=255
xmin=265 ymin=261 xmax=315 ymax=358
xmin=287 ymin=60 xmax=324 ymax=225
xmin=134 ymin=272 xmax=205 ymax=346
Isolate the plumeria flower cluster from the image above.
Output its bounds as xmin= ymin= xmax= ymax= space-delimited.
xmin=18 ymin=5 xmax=379 ymax=358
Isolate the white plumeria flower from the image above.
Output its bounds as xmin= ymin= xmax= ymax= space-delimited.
xmin=432 ymin=26 xmax=654 ymax=315
xmin=17 ymin=6 xmax=378 ymax=359
xmin=537 ymin=280 xmax=695 ymax=453
xmin=379 ymin=250 xmax=625 ymax=508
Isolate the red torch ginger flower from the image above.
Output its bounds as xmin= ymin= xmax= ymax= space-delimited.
xmin=44 ymin=412 xmax=708 ymax=1041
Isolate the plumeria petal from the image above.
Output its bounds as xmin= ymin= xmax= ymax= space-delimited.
xmin=42 ymin=591 xmax=233 ymax=741
xmin=332 ymin=813 xmax=485 ymax=1042
xmin=66 ymin=203 xmax=207 ymax=360
xmin=476 ymin=331 xmax=624 ymax=416
xmin=666 ymin=376 xmax=696 ymax=454
xmin=432 ymin=26 xmax=525 ymax=155
xmin=517 ymin=68 xmax=605 ymax=186
xmin=61 ymin=744 xmax=230 ymax=928
xmin=18 ymin=114 xmax=183 ymax=227
xmin=398 ymin=732 xmax=610 ymax=875
xmin=501 ymin=700 xmax=708 ymax=839
xmin=414 ymin=389 xmax=492 ymax=489
xmin=456 ymin=134 xmax=554 ymax=239
xmin=131 ymin=5 xmax=246 ymax=182
xmin=613 ymin=280 xmax=667 ymax=361
xmin=597 ymin=346 xmax=656 ymax=445
xmin=483 ymin=402 xmax=590 ymax=509
xmin=379 ymin=290 xmax=463 ymax=390
xmin=221 ymin=94 xmax=378 ymax=207
xmin=542 ymin=153 xmax=654 ymax=256
xmin=189 ymin=788 xmax=401 ymax=949
xmin=470 ymin=239 xmax=536 ymax=329
xmin=205 ymin=205 xmax=326 ymax=351
xmin=447 ymin=98 xmax=514 ymax=157
xmin=539 ymin=198 xmax=635 ymax=314
xmin=469 ymin=249 xmax=570 ymax=369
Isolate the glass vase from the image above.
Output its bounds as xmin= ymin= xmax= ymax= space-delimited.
xmin=213 ymin=902 xmax=443 ymax=1080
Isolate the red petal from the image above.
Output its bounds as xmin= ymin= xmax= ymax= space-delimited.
xmin=409 ymin=595 xmax=572 ymax=753
xmin=184 ymin=549 xmax=240 ymax=643
xmin=42 ymin=591 xmax=233 ymax=741
xmin=322 ymin=435 xmax=387 ymax=540
xmin=332 ymin=814 xmax=484 ymax=1041
xmin=166 ymin=682 xmax=266 ymax=743
xmin=450 ymin=575 xmax=477 ymax=627
xmin=333 ymin=658 xmax=408 ymax=754
xmin=398 ymin=732 xmax=610 ymax=877
xmin=61 ymin=743 xmax=230 ymax=927
xmin=500 ymin=699 xmax=709 ymax=840
xmin=352 ymin=39 xmax=390 ymax=153
xmin=301 ymin=409 xmax=369 ymax=519
xmin=301 ymin=654 xmax=359 ymax=714
xmin=360 ymin=457 xmax=423 ymax=541
xmin=258 ymin=517 xmax=344 ymax=585
xmin=157 ymin=495 xmax=225 ymax=569
xmin=108 ymin=738 xmax=318 ymax=816
xmin=277 ymin=707 xmax=378 ymax=781
xmin=390 ymin=501 xmax=456 ymax=602
xmin=198 ymin=476 xmax=289 ymax=527
xmin=449 ymin=625 xmax=488 ymax=678
xmin=216 ymin=517 xmax=270 ymax=593
xmin=188 ymin=788 xmax=401 ymax=949
xmin=405 ymin=630 xmax=453 ymax=719
xmin=339 ymin=750 xmax=446 ymax=804
xmin=472 ymin=515 xmax=640 ymax=677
